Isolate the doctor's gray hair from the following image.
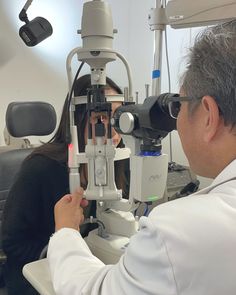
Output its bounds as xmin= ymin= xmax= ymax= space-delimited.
xmin=181 ymin=20 xmax=236 ymax=128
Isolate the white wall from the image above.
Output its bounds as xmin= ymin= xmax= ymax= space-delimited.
xmin=0 ymin=0 xmax=212 ymax=188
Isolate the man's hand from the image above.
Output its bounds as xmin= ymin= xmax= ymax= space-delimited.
xmin=54 ymin=188 xmax=89 ymax=232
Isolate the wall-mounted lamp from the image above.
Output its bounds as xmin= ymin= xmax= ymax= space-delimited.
xmin=19 ymin=0 xmax=53 ymax=46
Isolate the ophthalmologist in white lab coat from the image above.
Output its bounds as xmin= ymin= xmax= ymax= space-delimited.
xmin=47 ymin=20 xmax=236 ymax=295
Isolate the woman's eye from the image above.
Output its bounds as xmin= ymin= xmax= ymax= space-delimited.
xmin=101 ymin=115 xmax=108 ymax=122
xmin=90 ymin=113 xmax=109 ymax=124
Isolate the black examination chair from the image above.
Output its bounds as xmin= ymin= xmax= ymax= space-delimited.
xmin=0 ymin=101 xmax=56 ymax=294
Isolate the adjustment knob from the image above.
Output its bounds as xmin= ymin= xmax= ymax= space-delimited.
xmin=119 ymin=112 xmax=135 ymax=134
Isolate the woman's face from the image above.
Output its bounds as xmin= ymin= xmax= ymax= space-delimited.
xmin=84 ymin=88 xmax=122 ymax=146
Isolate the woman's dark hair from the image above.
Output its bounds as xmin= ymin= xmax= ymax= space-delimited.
xmin=31 ymin=74 xmax=129 ymax=197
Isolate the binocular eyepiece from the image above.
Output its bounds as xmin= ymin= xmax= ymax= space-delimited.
xmin=112 ymin=93 xmax=178 ymax=140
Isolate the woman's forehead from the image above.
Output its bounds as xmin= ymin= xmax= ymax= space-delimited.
xmin=105 ymin=88 xmax=118 ymax=96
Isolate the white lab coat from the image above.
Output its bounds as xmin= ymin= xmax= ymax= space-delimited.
xmin=48 ymin=159 xmax=236 ymax=295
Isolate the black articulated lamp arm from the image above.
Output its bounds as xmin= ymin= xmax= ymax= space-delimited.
xmin=19 ymin=0 xmax=34 ymax=23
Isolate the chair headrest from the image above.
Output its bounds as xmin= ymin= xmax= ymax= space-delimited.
xmin=6 ymin=101 xmax=57 ymax=137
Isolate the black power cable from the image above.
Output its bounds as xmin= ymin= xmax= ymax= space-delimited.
xmin=65 ymin=62 xmax=85 ymax=144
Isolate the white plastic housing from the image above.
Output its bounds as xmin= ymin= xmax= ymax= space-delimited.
xmin=85 ymin=139 xmax=122 ymax=201
xmin=85 ymin=231 xmax=130 ymax=264
xmin=130 ymin=154 xmax=168 ymax=202
xmin=77 ymin=0 xmax=117 ymax=85
xmin=166 ymin=0 xmax=236 ymax=28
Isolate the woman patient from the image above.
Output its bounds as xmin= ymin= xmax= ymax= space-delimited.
xmin=2 ymin=74 xmax=130 ymax=295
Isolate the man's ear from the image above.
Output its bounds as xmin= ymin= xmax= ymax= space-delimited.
xmin=201 ymin=95 xmax=221 ymax=143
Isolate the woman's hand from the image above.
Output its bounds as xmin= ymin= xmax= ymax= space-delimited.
xmin=54 ymin=188 xmax=88 ymax=232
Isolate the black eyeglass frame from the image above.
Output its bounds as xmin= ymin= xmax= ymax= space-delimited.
xmin=168 ymin=96 xmax=202 ymax=119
